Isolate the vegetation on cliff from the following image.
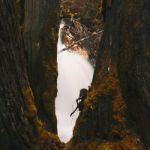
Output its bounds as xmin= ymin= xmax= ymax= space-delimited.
xmin=0 ymin=0 xmax=63 ymax=149
xmin=60 ymin=0 xmax=103 ymax=65
xmin=68 ymin=0 xmax=150 ymax=150
xmin=0 ymin=0 xmax=150 ymax=150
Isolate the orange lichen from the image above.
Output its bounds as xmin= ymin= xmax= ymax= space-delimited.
xmin=69 ymin=58 xmax=144 ymax=149
xmin=112 ymin=93 xmax=126 ymax=112
xmin=85 ymin=62 xmax=118 ymax=108
xmin=36 ymin=120 xmax=64 ymax=150
xmin=66 ymin=134 xmax=142 ymax=150
xmin=23 ymin=86 xmax=37 ymax=119
xmin=98 ymin=132 xmax=141 ymax=150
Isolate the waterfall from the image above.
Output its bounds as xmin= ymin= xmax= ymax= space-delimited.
xmin=56 ymin=20 xmax=94 ymax=142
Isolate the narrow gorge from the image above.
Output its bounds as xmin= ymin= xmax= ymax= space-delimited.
xmin=56 ymin=20 xmax=94 ymax=142
xmin=0 ymin=0 xmax=150 ymax=150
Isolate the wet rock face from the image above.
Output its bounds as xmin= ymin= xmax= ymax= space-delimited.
xmin=68 ymin=0 xmax=150 ymax=149
xmin=23 ymin=0 xmax=60 ymax=134
xmin=0 ymin=1 xmax=38 ymax=149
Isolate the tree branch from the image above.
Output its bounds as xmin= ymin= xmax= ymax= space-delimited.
xmin=59 ymin=30 xmax=103 ymax=53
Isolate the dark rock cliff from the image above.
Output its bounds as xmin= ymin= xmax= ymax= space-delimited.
xmin=67 ymin=0 xmax=150 ymax=149
xmin=23 ymin=0 xmax=60 ymax=134
xmin=1 ymin=0 xmax=150 ymax=150
xmin=0 ymin=0 xmax=63 ymax=150
xmin=0 ymin=1 xmax=38 ymax=149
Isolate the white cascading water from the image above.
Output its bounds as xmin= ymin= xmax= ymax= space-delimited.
xmin=56 ymin=21 xmax=94 ymax=143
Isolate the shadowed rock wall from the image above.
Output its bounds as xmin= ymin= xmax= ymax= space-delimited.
xmin=0 ymin=1 xmax=38 ymax=149
xmin=67 ymin=0 xmax=150 ymax=149
xmin=0 ymin=1 xmax=63 ymax=150
xmin=24 ymin=0 xmax=60 ymax=134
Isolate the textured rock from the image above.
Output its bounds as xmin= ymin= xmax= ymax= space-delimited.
xmin=0 ymin=1 xmax=38 ymax=149
xmin=1 ymin=0 xmax=150 ymax=149
xmin=0 ymin=1 xmax=63 ymax=150
xmin=68 ymin=0 xmax=150 ymax=149
xmin=23 ymin=0 xmax=60 ymax=133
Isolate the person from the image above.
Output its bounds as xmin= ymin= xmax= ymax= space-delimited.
xmin=70 ymin=88 xmax=88 ymax=117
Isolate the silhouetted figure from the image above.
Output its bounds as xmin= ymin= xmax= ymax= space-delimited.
xmin=70 ymin=88 xmax=88 ymax=117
